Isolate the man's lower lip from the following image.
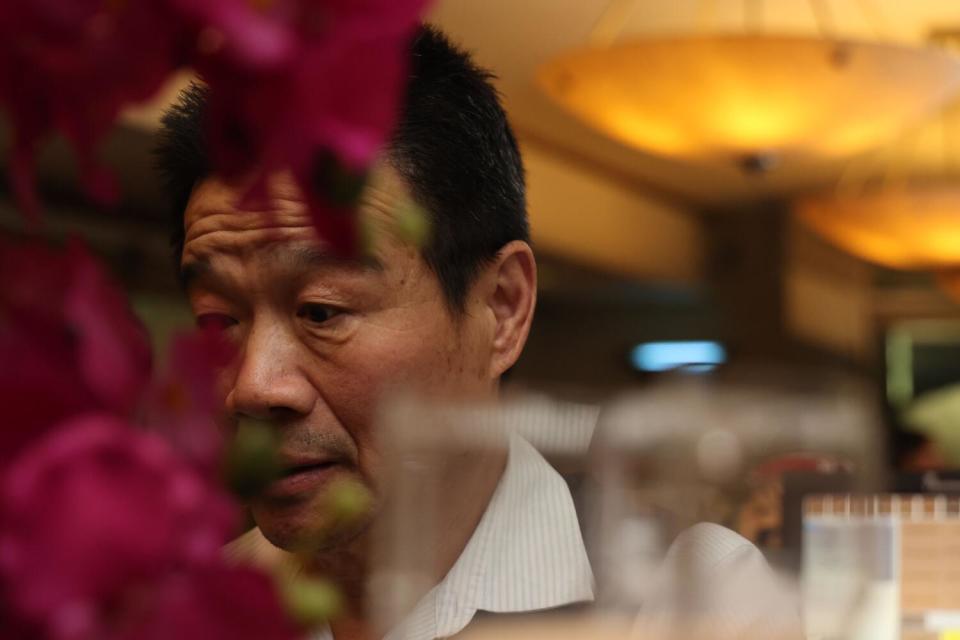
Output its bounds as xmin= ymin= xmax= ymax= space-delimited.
xmin=263 ymin=463 xmax=341 ymax=498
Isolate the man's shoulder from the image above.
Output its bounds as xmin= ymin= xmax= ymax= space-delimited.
xmin=637 ymin=522 xmax=802 ymax=639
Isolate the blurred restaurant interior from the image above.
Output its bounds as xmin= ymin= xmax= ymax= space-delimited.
xmin=6 ymin=1 xmax=960 ymax=638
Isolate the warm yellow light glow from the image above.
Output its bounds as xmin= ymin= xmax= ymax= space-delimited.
xmin=538 ymin=35 xmax=960 ymax=164
xmin=796 ymin=184 xmax=960 ymax=269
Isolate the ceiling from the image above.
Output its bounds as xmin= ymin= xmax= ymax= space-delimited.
xmin=428 ymin=0 xmax=960 ymax=206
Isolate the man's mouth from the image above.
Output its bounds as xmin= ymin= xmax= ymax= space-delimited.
xmin=279 ymin=460 xmax=338 ymax=478
xmin=280 ymin=460 xmax=337 ymax=477
xmin=264 ymin=458 xmax=344 ymax=499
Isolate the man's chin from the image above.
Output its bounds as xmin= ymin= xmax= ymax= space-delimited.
xmin=252 ymin=502 xmax=374 ymax=555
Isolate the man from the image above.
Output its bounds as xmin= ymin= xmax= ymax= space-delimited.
xmin=158 ymin=24 xmax=800 ymax=640
xmin=157 ymin=25 xmax=593 ymax=640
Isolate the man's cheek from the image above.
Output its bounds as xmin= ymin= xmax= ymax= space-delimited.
xmin=334 ymin=338 xmax=449 ymax=391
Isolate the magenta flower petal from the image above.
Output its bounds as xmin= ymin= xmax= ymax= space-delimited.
xmin=64 ymin=243 xmax=153 ymax=417
xmin=0 ymin=0 xmax=183 ymax=215
xmin=0 ymin=325 xmax=99 ymax=468
xmin=169 ymin=0 xmax=297 ymax=69
xmin=179 ymin=0 xmax=429 ymax=254
xmin=0 ymin=240 xmax=95 ymax=463
xmin=114 ymin=565 xmax=303 ymax=640
xmin=0 ymin=239 xmax=154 ymax=468
xmin=0 ymin=415 xmax=237 ymax=636
xmin=142 ymin=326 xmax=236 ymax=476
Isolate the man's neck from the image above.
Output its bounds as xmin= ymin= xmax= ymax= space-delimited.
xmin=428 ymin=445 xmax=509 ymax=580
xmin=316 ymin=444 xmax=509 ymax=639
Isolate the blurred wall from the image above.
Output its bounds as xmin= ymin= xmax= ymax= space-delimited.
xmin=522 ymin=139 xmax=703 ymax=283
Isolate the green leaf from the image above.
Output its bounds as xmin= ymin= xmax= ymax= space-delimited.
xmin=282 ymin=576 xmax=343 ymax=627
xmin=323 ymin=477 xmax=373 ymax=526
xmin=224 ymin=418 xmax=281 ymax=500
xmin=394 ymin=201 xmax=431 ymax=248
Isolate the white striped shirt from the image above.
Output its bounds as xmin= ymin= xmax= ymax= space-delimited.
xmin=315 ymin=433 xmax=595 ymax=640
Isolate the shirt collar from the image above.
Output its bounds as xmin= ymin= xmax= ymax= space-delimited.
xmin=389 ymin=432 xmax=594 ymax=640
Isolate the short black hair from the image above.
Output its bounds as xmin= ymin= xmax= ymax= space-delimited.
xmin=155 ymin=25 xmax=529 ymax=311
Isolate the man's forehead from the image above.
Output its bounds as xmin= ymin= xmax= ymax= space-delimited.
xmin=183 ymin=163 xmax=409 ymax=249
xmin=180 ymin=167 xmax=415 ymax=284
xmin=184 ymin=173 xmax=308 ymax=236
xmin=184 ymin=164 xmax=409 ymax=231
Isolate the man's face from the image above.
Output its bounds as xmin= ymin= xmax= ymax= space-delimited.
xmin=181 ymin=167 xmax=498 ymax=553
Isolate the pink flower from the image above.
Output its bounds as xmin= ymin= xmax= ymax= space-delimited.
xmin=171 ymin=0 xmax=430 ymax=254
xmin=0 ymin=239 xmax=152 ymax=465
xmin=65 ymin=243 xmax=154 ymax=417
xmin=167 ymin=0 xmax=298 ymax=70
xmin=0 ymin=0 xmax=184 ymax=216
xmin=113 ymin=565 xmax=303 ymax=640
xmin=294 ymin=0 xmax=431 ymax=170
xmin=0 ymin=322 xmax=98 ymax=469
xmin=0 ymin=414 xmax=237 ymax=639
xmin=142 ymin=327 xmax=235 ymax=476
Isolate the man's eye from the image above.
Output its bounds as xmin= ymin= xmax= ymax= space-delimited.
xmin=196 ymin=313 xmax=236 ymax=331
xmin=297 ymin=303 xmax=340 ymax=325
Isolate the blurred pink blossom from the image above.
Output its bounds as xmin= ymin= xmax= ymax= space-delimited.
xmin=0 ymin=0 xmax=184 ymax=216
xmin=142 ymin=326 xmax=235 ymax=476
xmin=0 ymin=240 xmax=152 ymax=465
xmin=0 ymin=414 xmax=237 ymax=639
xmin=178 ymin=0 xmax=427 ymax=168
xmin=168 ymin=0 xmax=298 ymax=70
xmin=65 ymin=244 xmax=154 ymax=416
xmin=0 ymin=1 xmax=430 ymax=636
xmin=113 ymin=565 xmax=303 ymax=640
xmin=1 ymin=0 xmax=431 ymax=256
xmin=175 ymin=0 xmax=429 ymax=254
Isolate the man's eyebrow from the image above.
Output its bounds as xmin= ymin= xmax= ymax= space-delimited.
xmin=284 ymin=244 xmax=384 ymax=273
xmin=179 ymin=258 xmax=210 ymax=290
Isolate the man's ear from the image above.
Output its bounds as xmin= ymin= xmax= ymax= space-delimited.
xmin=484 ymin=240 xmax=537 ymax=379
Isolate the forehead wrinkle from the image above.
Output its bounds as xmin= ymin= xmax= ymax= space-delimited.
xmin=355 ymin=180 xmax=427 ymax=262
xmin=182 ymin=170 xmax=403 ymax=285
xmin=184 ymin=225 xmax=317 ymax=255
xmin=180 ymin=224 xmax=312 ymax=293
xmin=183 ymin=209 xmax=315 ymax=244
xmin=358 ymin=174 xmax=405 ymax=222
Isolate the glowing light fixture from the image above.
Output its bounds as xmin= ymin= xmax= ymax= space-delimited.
xmin=796 ymin=60 xmax=960 ymax=275
xmin=538 ymin=34 xmax=960 ymax=170
xmin=630 ymin=341 xmax=726 ymax=373
xmin=797 ymin=184 xmax=960 ymax=270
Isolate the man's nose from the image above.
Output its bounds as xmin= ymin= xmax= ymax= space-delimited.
xmin=225 ymin=320 xmax=316 ymax=421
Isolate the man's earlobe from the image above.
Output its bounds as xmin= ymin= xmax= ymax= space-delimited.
xmin=487 ymin=240 xmax=537 ymax=378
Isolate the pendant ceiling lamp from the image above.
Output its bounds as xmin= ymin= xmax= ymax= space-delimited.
xmin=537 ymin=1 xmax=960 ymax=171
xmin=797 ymin=183 xmax=960 ymax=270
xmin=796 ymin=73 xmax=960 ymax=274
